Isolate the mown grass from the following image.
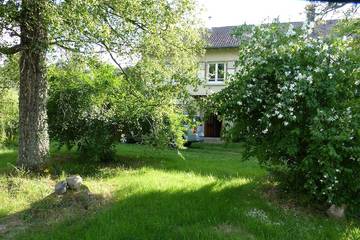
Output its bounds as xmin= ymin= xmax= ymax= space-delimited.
xmin=0 ymin=143 xmax=359 ymax=239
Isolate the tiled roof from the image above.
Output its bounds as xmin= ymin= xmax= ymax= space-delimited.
xmin=206 ymin=26 xmax=240 ymax=49
xmin=206 ymin=19 xmax=339 ymax=49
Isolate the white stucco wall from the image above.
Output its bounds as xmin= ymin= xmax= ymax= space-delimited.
xmin=189 ymin=47 xmax=239 ymax=96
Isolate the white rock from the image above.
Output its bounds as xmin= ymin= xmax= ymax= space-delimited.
xmin=55 ymin=181 xmax=67 ymax=195
xmin=66 ymin=175 xmax=83 ymax=190
xmin=326 ymin=204 xmax=346 ymax=219
xmin=0 ymin=224 xmax=6 ymax=233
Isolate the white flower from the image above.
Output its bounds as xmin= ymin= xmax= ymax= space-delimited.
xmin=278 ymin=114 xmax=283 ymax=119
xmin=355 ymin=80 xmax=360 ymax=86
xmin=237 ymin=101 xmax=242 ymax=105
xmin=328 ymin=73 xmax=333 ymax=79
xmin=283 ymin=121 xmax=289 ymax=126
xmin=262 ymin=128 xmax=268 ymax=134
xmin=314 ymin=67 xmax=321 ymax=73
xmin=306 ymin=76 xmax=313 ymax=84
xmin=289 ymin=83 xmax=296 ymax=90
xmin=308 ymin=22 xmax=315 ymax=29
xmin=286 ymin=24 xmax=296 ymax=37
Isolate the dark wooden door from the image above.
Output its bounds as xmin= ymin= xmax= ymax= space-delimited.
xmin=204 ymin=114 xmax=222 ymax=137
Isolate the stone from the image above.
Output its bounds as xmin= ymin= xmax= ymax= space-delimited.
xmin=55 ymin=181 xmax=67 ymax=195
xmin=66 ymin=175 xmax=83 ymax=190
xmin=0 ymin=224 xmax=6 ymax=233
xmin=326 ymin=204 xmax=346 ymax=219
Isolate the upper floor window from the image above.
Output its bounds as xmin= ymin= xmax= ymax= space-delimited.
xmin=208 ymin=63 xmax=225 ymax=83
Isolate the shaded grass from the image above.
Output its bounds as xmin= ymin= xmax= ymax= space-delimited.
xmin=0 ymin=143 xmax=359 ymax=239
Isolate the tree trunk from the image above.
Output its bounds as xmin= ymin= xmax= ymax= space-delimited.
xmin=17 ymin=0 xmax=49 ymax=170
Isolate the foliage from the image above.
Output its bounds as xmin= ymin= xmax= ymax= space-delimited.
xmin=1 ymin=0 xmax=204 ymax=168
xmin=48 ymin=57 xmax=189 ymax=161
xmin=0 ymin=55 xmax=19 ymax=91
xmin=0 ymin=89 xmax=18 ymax=147
xmin=211 ymin=21 xmax=360 ymax=207
xmin=0 ymin=55 xmax=19 ymax=147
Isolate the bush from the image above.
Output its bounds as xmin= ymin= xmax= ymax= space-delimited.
xmin=0 ymin=55 xmax=19 ymax=147
xmin=0 ymin=89 xmax=18 ymax=146
xmin=48 ymin=57 xmax=188 ymax=161
xmin=211 ymin=21 xmax=360 ymax=208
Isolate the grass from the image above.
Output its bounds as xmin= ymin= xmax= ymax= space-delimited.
xmin=0 ymin=143 xmax=359 ymax=239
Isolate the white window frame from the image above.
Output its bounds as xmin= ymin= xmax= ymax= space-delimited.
xmin=207 ymin=62 xmax=226 ymax=83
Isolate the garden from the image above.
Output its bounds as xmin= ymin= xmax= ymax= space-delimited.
xmin=0 ymin=0 xmax=360 ymax=239
xmin=1 ymin=143 xmax=360 ymax=239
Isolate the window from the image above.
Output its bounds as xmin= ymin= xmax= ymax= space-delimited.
xmin=209 ymin=63 xmax=216 ymax=81
xmin=207 ymin=63 xmax=226 ymax=83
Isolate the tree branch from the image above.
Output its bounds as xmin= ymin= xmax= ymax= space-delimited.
xmin=100 ymin=41 xmax=129 ymax=79
xmin=0 ymin=44 xmax=22 ymax=55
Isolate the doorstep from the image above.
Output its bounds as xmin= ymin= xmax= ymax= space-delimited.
xmin=204 ymin=137 xmax=223 ymax=144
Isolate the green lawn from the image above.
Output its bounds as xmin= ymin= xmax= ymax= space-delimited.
xmin=0 ymin=143 xmax=359 ymax=239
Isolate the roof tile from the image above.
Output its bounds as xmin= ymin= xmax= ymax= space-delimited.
xmin=206 ymin=20 xmax=339 ymax=49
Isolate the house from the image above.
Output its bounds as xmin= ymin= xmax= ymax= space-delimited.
xmin=190 ymin=20 xmax=338 ymax=138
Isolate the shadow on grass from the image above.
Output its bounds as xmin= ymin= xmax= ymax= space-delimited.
xmin=0 ymin=184 xmax=110 ymax=239
xmin=0 ymin=150 xmax=17 ymax=173
xmin=0 ymin=143 xmax=264 ymax=181
xmin=8 ymin=182 xmax=350 ymax=240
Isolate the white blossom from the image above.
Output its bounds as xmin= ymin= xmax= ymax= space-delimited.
xmin=306 ymin=76 xmax=313 ymax=84
xmin=286 ymin=24 xmax=296 ymax=37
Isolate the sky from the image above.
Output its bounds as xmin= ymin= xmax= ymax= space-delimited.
xmin=197 ymin=0 xmax=335 ymax=27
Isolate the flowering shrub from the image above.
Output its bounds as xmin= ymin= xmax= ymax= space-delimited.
xmin=211 ymin=21 xmax=360 ymax=207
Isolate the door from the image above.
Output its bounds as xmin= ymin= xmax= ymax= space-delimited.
xmin=204 ymin=114 xmax=222 ymax=137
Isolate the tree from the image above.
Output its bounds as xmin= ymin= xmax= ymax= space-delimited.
xmin=305 ymin=1 xmax=359 ymax=21
xmin=0 ymin=0 xmax=203 ymax=170
xmin=211 ymin=22 xmax=360 ymax=207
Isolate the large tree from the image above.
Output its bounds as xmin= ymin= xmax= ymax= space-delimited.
xmin=0 ymin=0 xmax=203 ymax=170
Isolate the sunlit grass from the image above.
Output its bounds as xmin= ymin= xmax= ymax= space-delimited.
xmin=0 ymin=143 xmax=359 ymax=239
